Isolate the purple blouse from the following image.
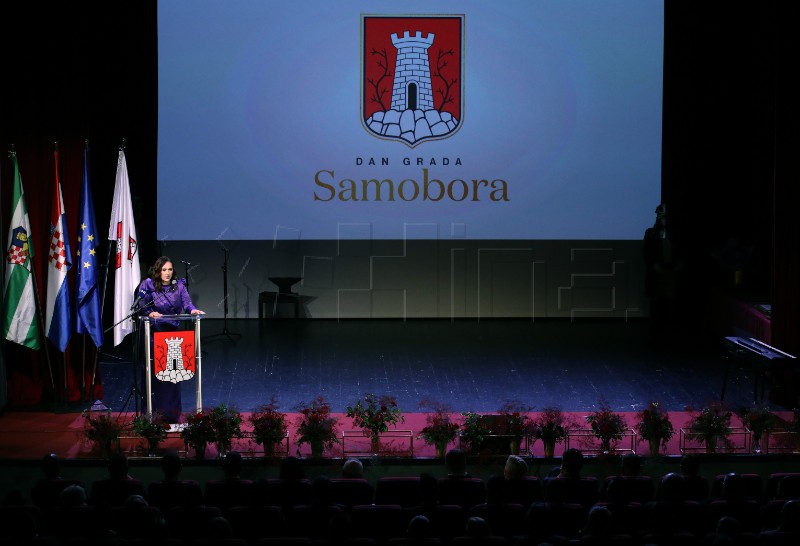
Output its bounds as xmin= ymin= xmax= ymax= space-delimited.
xmin=137 ymin=278 xmax=197 ymax=317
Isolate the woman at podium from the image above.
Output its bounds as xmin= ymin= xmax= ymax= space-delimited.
xmin=138 ymin=256 xmax=204 ymax=422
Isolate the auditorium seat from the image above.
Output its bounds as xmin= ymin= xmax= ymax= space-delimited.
xmin=374 ymin=477 xmax=421 ymax=508
xmin=765 ymin=473 xmax=800 ymax=501
xmin=107 ymin=504 xmax=165 ymax=540
xmin=427 ymin=505 xmax=467 ymax=544
xmin=227 ymin=505 xmax=287 ymax=542
xmin=286 ymin=504 xmax=343 ymax=539
xmin=710 ymin=473 xmax=763 ymax=503
xmin=330 ymin=478 xmax=375 ymax=508
xmin=165 ymin=505 xmax=223 ymax=543
xmin=544 ymin=476 xmax=599 ymax=509
xmin=349 ymin=504 xmax=405 ymax=543
xmin=502 ymin=476 xmax=543 ymax=506
xmin=254 ymin=479 xmax=313 ymax=510
xmin=437 ymin=477 xmax=486 ymax=510
xmin=468 ymin=503 xmax=526 ymax=539
xmin=204 ymin=478 xmax=255 ymax=511
xmin=148 ymin=479 xmax=204 ymax=511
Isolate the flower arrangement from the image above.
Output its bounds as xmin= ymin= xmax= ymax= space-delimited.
xmin=635 ymin=402 xmax=675 ymax=456
xmin=249 ymin=398 xmax=288 ymax=454
xmin=498 ymin=400 xmax=536 ymax=439
xmin=418 ymin=400 xmax=460 ymax=457
xmin=460 ymin=411 xmax=490 ymax=453
xmin=296 ymin=396 xmax=339 ymax=457
xmin=736 ymin=403 xmax=776 ymax=446
xmin=82 ymin=409 xmax=125 ymax=456
xmin=585 ymin=402 xmax=627 ymax=451
xmin=346 ymin=393 xmax=405 ymax=444
xmin=686 ymin=400 xmax=732 ymax=452
xmin=132 ymin=412 xmax=170 ymax=453
xmin=209 ymin=403 xmax=244 ymax=455
xmin=532 ymin=407 xmax=573 ymax=457
xmin=180 ymin=409 xmax=215 ymax=457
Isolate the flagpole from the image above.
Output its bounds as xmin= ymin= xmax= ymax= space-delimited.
xmin=54 ymin=141 xmax=70 ymax=407
xmin=84 ymin=139 xmax=111 ymax=401
xmin=28 ymin=225 xmax=56 ymax=394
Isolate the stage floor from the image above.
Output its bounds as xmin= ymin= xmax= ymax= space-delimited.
xmin=95 ymin=318 xmax=763 ymax=416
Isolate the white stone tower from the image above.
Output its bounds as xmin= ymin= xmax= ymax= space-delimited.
xmin=165 ymin=337 xmax=185 ymax=372
xmin=390 ymin=31 xmax=435 ymax=112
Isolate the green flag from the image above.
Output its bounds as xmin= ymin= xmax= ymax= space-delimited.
xmin=2 ymin=153 xmax=40 ymax=349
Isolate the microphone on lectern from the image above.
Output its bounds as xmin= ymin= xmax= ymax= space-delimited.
xmin=130 ymin=286 xmax=150 ymax=310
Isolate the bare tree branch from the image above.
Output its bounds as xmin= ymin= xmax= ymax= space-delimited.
xmin=432 ymin=48 xmax=458 ymax=112
xmin=368 ymin=48 xmax=392 ymax=112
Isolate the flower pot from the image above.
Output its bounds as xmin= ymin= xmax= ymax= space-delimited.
xmin=543 ymin=439 xmax=556 ymax=458
xmin=752 ymin=432 xmax=765 ymax=454
xmin=705 ymin=435 xmax=718 ymax=454
xmin=194 ymin=443 xmax=207 ymax=459
xmin=147 ymin=438 xmax=160 ymax=457
xmin=370 ymin=436 xmax=381 ymax=455
xmin=600 ymin=439 xmax=612 ymax=454
xmin=648 ymin=438 xmax=661 ymax=457
xmin=99 ymin=438 xmax=114 ymax=459
xmin=435 ymin=442 xmax=447 ymax=459
xmin=310 ymin=439 xmax=324 ymax=458
xmin=217 ymin=441 xmax=231 ymax=459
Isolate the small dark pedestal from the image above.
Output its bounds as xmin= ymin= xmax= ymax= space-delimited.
xmin=259 ymin=277 xmax=303 ymax=319
xmin=269 ymin=277 xmax=302 ymax=295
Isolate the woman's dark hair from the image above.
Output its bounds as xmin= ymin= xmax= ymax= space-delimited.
xmin=149 ymin=256 xmax=173 ymax=290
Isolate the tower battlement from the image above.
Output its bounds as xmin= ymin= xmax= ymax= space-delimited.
xmin=391 ymin=31 xmax=435 ymax=47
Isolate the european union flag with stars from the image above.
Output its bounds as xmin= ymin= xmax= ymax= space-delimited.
xmin=75 ymin=144 xmax=104 ymax=347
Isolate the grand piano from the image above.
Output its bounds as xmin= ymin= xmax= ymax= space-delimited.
xmin=722 ymin=336 xmax=796 ymax=403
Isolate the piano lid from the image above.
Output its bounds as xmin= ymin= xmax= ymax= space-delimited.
xmin=725 ymin=336 xmax=796 ymax=360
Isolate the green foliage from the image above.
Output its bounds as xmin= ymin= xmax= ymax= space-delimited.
xmin=346 ymin=393 xmax=404 ymax=438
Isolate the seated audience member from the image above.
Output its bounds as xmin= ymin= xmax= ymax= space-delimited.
xmin=503 ymin=454 xmax=542 ymax=505
xmin=469 ymin=475 xmax=526 ymax=538
xmin=342 ymin=458 xmax=364 ymax=479
xmin=525 ymin=475 xmax=586 ymax=544
xmin=444 ymin=449 xmax=469 ymax=478
xmin=600 ymin=454 xmax=654 ymax=504
xmin=703 ymin=515 xmax=757 ymax=546
xmin=147 ymin=450 xmax=203 ymax=510
xmin=679 ymin=454 xmax=710 ymax=502
xmin=31 ymin=453 xmax=82 ymax=511
xmin=395 ymin=514 xmax=442 ymax=545
xmin=759 ymin=499 xmax=800 ymax=545
xmin=333 ymin=458 xmax=374 ymax=507
xmin=438 ymin=450 xmax=485 ymax=509
xmin=60 ymin=484 xmax=89 ymax=508
xmin=287 ymin=476 xmax=343 ymax=539
xmin=595 ymin=475 xmax=644 ymax=537
xmin=558 ymin=448 xmax=584 ymax=479
xmin=254 ymin=456 xmax=312 ymax=509
xmin=90 ymin=452 xmax=146 ymax=507
xmin=703 ymin=473 xmax=761 ymax=534
xmin=576 ymin=505 xmax=617 ymax=545
xmin=642 ymin=472 xmax=703 ymax=538
xmin=546 ymin=449 xmax=598 ymax=508
xmin=204 ymin=451 xmax=254 ymax=510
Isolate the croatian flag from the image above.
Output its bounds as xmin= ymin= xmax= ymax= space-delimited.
xmin=45 ymin=148 xmax=74 ymax=352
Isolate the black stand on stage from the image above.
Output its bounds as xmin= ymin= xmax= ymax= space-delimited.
xmin=204 ymin=247 xmax=241 ymax=343
xmin=105 ymin=299 xmax=148 ymax=417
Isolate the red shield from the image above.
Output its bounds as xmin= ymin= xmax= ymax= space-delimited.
xmin=362 ymin=15 xmax=464 ymax=147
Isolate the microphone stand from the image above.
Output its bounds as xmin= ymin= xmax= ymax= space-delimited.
xmin=204 ymin=247 xmax=241 ymax=342
xmin=106 ymin=297 xmax=158 ymax=417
